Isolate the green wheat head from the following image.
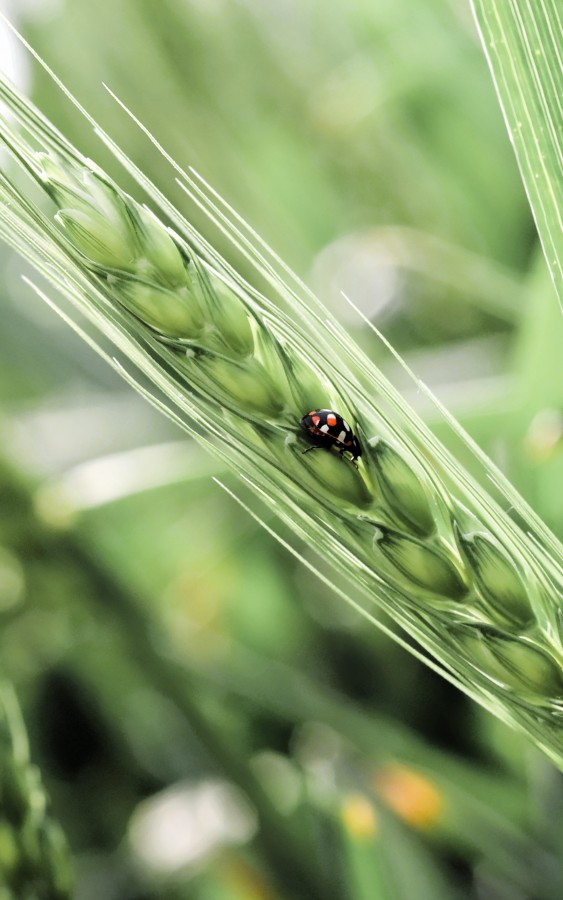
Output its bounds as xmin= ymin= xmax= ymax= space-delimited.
xmin=0 ymin=43 xmax=561 ymax=768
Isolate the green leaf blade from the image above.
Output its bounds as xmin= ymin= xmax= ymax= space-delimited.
xmin=471 ymin=0 xmax=563 ymax=308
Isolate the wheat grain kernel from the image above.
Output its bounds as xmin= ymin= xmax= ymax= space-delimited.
xmin=374 ymin=526 xmax=468 ymax=599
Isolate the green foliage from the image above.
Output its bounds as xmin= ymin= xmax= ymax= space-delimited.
xmin=0 ymin=0 xmax=561 ymax=897
xmin=471 ymin=0 xmax=563 ymax=308
xmin=0 ymin=684 xmax=73 ymax=899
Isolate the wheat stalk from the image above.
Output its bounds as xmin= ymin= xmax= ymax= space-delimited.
xmin=0 ymin=59 xmax=561 ymax=767
xmin=0 ymin=683 xmax=73 ymax=899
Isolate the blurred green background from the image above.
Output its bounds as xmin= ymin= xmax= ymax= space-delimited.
xmin=0 ymin=0 xmax=562 ymax=898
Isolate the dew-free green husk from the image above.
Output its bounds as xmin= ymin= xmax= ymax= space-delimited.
xmin=0 ymin=50 xmax=561 ymax=769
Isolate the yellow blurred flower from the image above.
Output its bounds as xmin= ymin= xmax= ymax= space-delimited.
xmin=373 ymin=764 xmax=444 ymax=830
xmin=341 ymin=793 xmax=379 ymax=840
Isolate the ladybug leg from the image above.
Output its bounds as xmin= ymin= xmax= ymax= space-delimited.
xmin=339 ymin=446 xmax=359 ymax=467
xmin=302 ymin=446 xmax=322 ymax=455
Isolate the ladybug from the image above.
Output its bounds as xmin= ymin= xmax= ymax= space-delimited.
xmin=300 ymin=409 xmax=362 ymax=461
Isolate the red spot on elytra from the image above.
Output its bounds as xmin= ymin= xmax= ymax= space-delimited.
xmin=312 ymin=416 xmax=321 ymax=425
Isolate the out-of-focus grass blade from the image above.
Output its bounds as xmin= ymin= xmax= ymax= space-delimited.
xmin=470 ymin=0 xmax=563 ymax=309
xmin=338 ymin=811 xmax=391 ymax=900
xmin=374 ymin=805 xmax=462 ymax=900
xmin=511 ymin=258 xmax=563 ymax=533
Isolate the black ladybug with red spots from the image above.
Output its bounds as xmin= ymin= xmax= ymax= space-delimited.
xmin=300 ymin=409 xmax=362 ymax=461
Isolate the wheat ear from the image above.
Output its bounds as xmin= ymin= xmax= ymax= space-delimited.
xmin=0 ymin=68 xmax=561 ymax=768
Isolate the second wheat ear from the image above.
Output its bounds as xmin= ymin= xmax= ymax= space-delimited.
xmin=0 ymin=58 xmax=561 ymax=768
